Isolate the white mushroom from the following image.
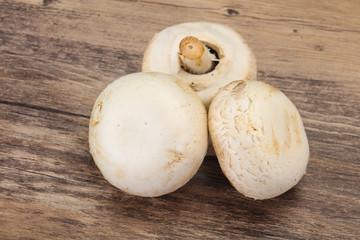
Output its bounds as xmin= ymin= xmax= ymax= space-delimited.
xmin=208 ymin=80 xmax=309 ymax=199
xmin=89 ymin=72 xmax=208 ymax=197
xmin=142 ymin=22 xmax=257 ymax=109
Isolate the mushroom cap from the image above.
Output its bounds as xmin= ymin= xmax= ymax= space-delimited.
xmin=142 ymin=22 xmax=257 ymax=108
xmin=89 ymin=72 xmax=208 ymax=197
xmin=209 ymin=80 xmax=309 ymax=199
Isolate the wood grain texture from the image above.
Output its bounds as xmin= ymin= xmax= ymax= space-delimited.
xmin=1 ymin=0 xmax=359 ymax=239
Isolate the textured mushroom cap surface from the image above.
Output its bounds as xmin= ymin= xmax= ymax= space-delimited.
xmin=142 ymin=22 xmax=257 ymax=108
xmin=89 ymin=72 xmax=208 ymax=197
xmin=209 ymin=80 xmax=309 ymax=199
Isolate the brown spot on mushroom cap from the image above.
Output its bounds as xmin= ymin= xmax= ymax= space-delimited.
xmin=231 ymin=80 xmax=246 ymax=93
xmin=284 ymin=108 xmax=302 ymax=146
xmin=91 ymin=101 xmax=103 ymax=127
xmin=164 ymin=149 xmax=185 ymax=170
xmin=271 ymin=124 xmax=280 ymax=155
xmin=266 ymin=83 xmax=280 ymax=94
xmin=266 ymin=107 xmax=304 ymax=155
xmin=283 ymin=109 xmax=292 ymax=147
xmin=292 ymin=116 xmax=302 ymax=145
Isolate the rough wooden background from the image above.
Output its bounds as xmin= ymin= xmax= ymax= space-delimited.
xmin=1 ymin=0 xmax=359 ymax=239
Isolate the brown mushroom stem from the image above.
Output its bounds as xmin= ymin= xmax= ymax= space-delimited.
xmin=179 ymin=36 xmax=217 ymax=74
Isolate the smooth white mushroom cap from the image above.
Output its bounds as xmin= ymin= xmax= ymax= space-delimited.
xmin=142 ymin=22 xmax=257 ymax=109
xmin=209 ymin=80 xmax=309 ymax=199
xmin=89 ymin=72 xmax=208 ymax=197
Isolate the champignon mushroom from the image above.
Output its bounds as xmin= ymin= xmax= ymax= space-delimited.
xmin=142 ymin=22 xmax=257 ymax=109
xmin=208 ymin=80 xmax=309 ymax=199
xmin=89 ymin=72 xmax=208 ymax=197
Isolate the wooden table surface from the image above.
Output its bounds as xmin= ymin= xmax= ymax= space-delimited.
xmin=1 ymin=0 xmax=359 ymax=239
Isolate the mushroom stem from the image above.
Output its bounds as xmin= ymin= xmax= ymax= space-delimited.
xmin=179 ymin=36 xmax=218 ymax=74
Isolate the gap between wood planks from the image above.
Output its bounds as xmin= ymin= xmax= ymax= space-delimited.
xmin=0 ymin=100 xmax=90 ymax=119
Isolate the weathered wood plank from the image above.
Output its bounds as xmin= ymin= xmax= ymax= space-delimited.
xmin=0 ymin=103 xmax=358 ymax=239
xmin=0 ymin=76 xmax=359 ymax=239
xmin=1 ymin=0 xmax=359 ymax=112
xmin=0 ymin=0 xmax=359 ymax=239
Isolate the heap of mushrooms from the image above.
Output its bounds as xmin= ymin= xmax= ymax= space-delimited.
xmin=89 ymin=22 xmax=310 ymax=199
xmin=142 ymin=22 xmax=257 ymax=155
